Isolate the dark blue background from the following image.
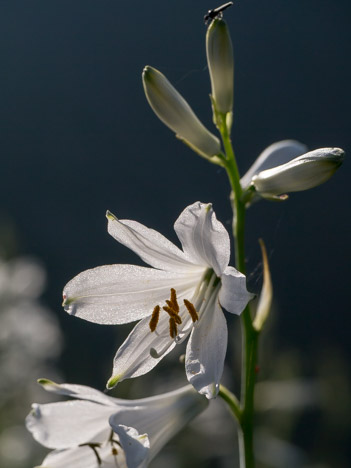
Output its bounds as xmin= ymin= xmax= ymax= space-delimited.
xmin=0 ymin=0 xmax=350 ymax=464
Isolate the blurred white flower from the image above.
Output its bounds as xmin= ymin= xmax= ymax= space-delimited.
xmin=0 ymin=257 xmax=63 ymax=398
xmin=63 ymin=202 xmax=252 ymax=399
xmin=0 ymin=255 xmax=63 ymax=468
xmin=26 ymin=380 xmax=208 ymax=468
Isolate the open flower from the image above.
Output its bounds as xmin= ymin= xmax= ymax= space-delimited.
xmin=26 ymin=379 xmax=208 ymax=468
xmin=63 ymin=202 xmax=252 ymax=399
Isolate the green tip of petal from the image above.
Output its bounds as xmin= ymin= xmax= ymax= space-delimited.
xmin=142 ymin=65 xmax=154 ymax=83
xmin=62 ymin=295 xmax=73 ymax=307
xmin=106 ymin=210 xmax=117 ymax=221
xmin=107 ymin=374 xmax=122 ymax=389
xmin=37 ymin=378 xmax=55 ymax=387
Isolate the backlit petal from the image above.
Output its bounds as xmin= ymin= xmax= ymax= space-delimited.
xmin=26 ymin=401 xmax=112 ymax=449
xmin=110 ymin=386 xmax=208 ymax=462
xmin=174 ymin=202 xmax=230 ymax=276
xmin=108 ymin=314 xmax=180 ymax=388
xmin=185 ymin=300 xmax=227 ymax=399
xmin=107 ymin=212 xmax=196 ymax=272
xmin=37 ymin=380 xmax=118 ymax=407
xmin=37 ymin=445 xmax=126 ymax=468
xmin=219 ymin=266 xmax=253 ymax=315
xmin=63 ymin=265 xmax=198 ymax=324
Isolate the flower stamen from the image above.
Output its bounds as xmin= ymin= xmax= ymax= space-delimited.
xmin=78 ymin=443 xmax=102 ymax=465
xmin=163 ymin=305 xmax=182 ymax=324
xmin=170 ymin=288 xmax=179 ymax=313
xmin=169 ymin=317 xmax=178 ymax=338
xmin=149 ymin=288 xmax=183 ymax=333
xmin=149 ymin=305 xmax=160 ymax=332
xmin=183 ymin=299 xmax=199 ymax=322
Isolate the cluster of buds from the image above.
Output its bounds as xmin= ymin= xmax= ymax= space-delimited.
xmin=143 ymin=19 xmax=344 ymax=199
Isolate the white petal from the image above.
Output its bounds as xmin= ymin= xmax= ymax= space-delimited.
xmin=37 ymin=380 xmax=118 ymax=407
xmin=108 ymin=314 xmax=179 ymax=387
xmin=185 ymin=300 xmax=227 ymax=399
xmin=63 ymin=265 xmax=197 ymax=324
xmin=219 ymin=266 xmax=254 ymax=315
xmin=26 ymin=401 xmax=112 ymax=449
xmin=109 ymin=386 xmax=208 ymax=461
xmin=174 ymin=202 xmax=230 ymax=276
xmin=38 ymin=445 xmax=126 ymax=468
xmin=240 ymin=140 xmax=307 ymax=189
xmin=107 ymin=212 xmax=196 ymax=272
xmin=111 ymin=425 xmax=150 ymax=468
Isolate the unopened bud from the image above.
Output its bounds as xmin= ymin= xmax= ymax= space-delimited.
xmin=206 ymin=19 xmax=234 ymax=114
xmin=142 ymin=66 xmax=221 ymax=159
xmin=253 ymin=239 xmax=272 ymax=332
xmin=251 ymin=147 xmax=344 ymax=199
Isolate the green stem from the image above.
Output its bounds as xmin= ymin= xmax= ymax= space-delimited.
xmin=218 ymin=384 xmax=242 ymax=423
xmin=218 ymin=114 xmax=259 ymax=468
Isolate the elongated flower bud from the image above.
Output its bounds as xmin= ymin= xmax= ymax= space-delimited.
xmin=251 ymin=147 xmax=344 ymax=199
xmin=206 ymin=18 xmax=234 ymax=114
xmin=142 ymin=66 xmax=221 ymax=159
xmin=253 ymin=239 xmax=272 ymax=332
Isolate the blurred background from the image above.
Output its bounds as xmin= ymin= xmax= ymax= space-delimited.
xmin=0 ymin=0 xmax=350 ymax=466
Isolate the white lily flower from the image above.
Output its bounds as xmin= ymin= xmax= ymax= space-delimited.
xmin=206 ymin=18 xmax=234 ymax=114
xmin=142 ymin=66 xmax=222 ymax=160
xmin=26 ymin=379 xmax=208 ymax=468
xmin=63 ymin=202 xmax=253 ymax=399
xmin=251 ymin=147 xmax=344 ymax=199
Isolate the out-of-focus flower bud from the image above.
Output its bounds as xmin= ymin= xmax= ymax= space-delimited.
xmin=206 ymin=18 xmax=234 ymax=115
xmin=251 ymin=147 xmax=344 ymax=200
xmin=253 ymin=239 xmax=272 ymax=332
xmin=142 ymin=66 xmax=221 ymax=159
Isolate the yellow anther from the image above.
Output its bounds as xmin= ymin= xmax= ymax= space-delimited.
xmin=149 ymin=305 xmax=160 ymax=332
xmin=169 ymin=317 xmax=178 ymax=338
xmin=163 ymin=305 xmax=182 ymax=324
xmin=184 ymin=299 xmax=199 ymax=322
xmin=170 ymin=288 xmax=180 ymax=313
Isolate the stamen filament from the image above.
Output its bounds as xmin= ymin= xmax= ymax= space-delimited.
xmin=169 ymin=317 xmax=178 ymax=338
xmin=78 ymin=443 xmax=102 ymax=465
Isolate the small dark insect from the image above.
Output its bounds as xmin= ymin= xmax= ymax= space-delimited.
xmin=204 ymin=1 xmax=234 ymax=24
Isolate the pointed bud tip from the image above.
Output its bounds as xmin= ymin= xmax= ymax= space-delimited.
xmin=142 ymin=65 xmax=155 ymax=83
xmin=106 ymin=210 xmax=117 ymax=221
xmin=37 ymin=378 xmax=55 ymax=387
xmin=107 ymin=374 xmax=122 ymax=389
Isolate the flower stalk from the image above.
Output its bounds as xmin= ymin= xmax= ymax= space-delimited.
xmin=218 ymin=116 xmax=259 ymax=468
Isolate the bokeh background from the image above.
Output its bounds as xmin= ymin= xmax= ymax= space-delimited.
xmin=0 ymin=0 xmax=350 ymax=467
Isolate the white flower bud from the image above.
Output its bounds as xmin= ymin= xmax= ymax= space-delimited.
xmin=206 ymin=18 xmax=234 ymax=114
xmin=142 ymin=66 xmax=221 ymax=159
xmin=251 ymin=147 xmax=344 ymax=199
